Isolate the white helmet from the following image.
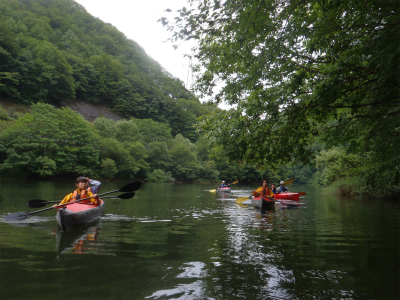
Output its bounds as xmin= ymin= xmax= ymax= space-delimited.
xmin=280 ymin=181 xmax=284 ymax=185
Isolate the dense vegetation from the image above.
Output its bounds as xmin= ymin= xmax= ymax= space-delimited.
xmin=0 ymin=0 xmax=398 ymax=200
xmin=0 ymin=0 xmax=206 ymax=140
xmin=0 ymin=0 xmax=314 ymax=185
xmin=0 ymin=103 xmax=305 ymax=183
xmin=162 ymin=0 xmax=400 ymax=198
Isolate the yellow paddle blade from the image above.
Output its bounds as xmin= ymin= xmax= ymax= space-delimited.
xmin=232 ymin=180 xmax=239 ymax=185
xmin=236 ymin=196 xmax=251 ymax=204
xmin=283 ymin=177 xmax=294 ymax=185
xmin=209 ymin=189 xmax=217 ymax=193
xmin=299 ymin=192 xmax=307 ymax=196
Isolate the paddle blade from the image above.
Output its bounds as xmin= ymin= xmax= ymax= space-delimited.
xmin=209 ymin=189 xmax=217 ymax=193
xmin=119 ymin=181 xmax=141 ymax=193
xmin=232 ymin=180 xmax=239 ymax=185
xmin=109 ymin=192 xmax=135 ymax=199
xmin=28 ymin=199 xmax=50 ymax=208
xmin=5 ymin=212 xmax=30 ymax=222
xmin=283 ymin=177 xmax=294 ymax=185
xmin=299 ymin=192 xmax=307 ymax=196
xmin=236 ymin=196 xmax=251 ymax=204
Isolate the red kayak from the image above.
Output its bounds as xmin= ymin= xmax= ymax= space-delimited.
xmin=274 ymin=192 xmax=300 ymax=201
xmin=217 ymin=187 xmax=231 ymax=192
xmin=56 ymin=200 xmax=105 ymax=231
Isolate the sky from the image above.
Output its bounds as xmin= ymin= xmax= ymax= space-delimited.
xmin=74 ymin=0 xmax=196 ymax=89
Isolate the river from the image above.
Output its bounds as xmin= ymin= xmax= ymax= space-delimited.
xmin=0 ymin=180 xmax=398 ymax=300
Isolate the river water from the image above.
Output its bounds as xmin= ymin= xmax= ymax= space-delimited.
xmin=0 ymin=180 xmax=398 ymax=300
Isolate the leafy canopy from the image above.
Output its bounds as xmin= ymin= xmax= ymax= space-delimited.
xmin=162 ymin=0 xmax=400 ymax=186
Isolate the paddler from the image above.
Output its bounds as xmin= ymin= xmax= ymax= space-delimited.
xmin=276 ymin=181 xmax=289 ymax=194
xmin=253 ymin=179 xmax=274 ymax=198
xmin=52 ymin=176 xmax=101 ymax=208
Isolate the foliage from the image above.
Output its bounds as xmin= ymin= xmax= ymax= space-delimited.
xmin=0 ymin=103 xmax=100 ymax=177
xmin=162 ymin=0 xmax=400 ymax=192
xmin=0 ymin=103 xmax=317 ymax=183
xmin=146 ymin=169 xmax=175 ymax=183
xmin=100 ymin=158 xmax=118 ymax=179
xmin=314 ymin=148 xmax=365 ymax=186
xmin=0 ymin=0 xmax=212 ymax=140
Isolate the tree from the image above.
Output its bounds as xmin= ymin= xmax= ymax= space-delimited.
xmin=0 ymin=103 xmax=100 ymax=177
xmin=101 ymin=158 xmax=117 ymax=179
xmin=163 ymin=0 xmax=400 ymax=189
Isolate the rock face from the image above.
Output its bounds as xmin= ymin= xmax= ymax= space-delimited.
xmin=0 ymin=98 xmax=123 ymax=122
xmin=60 ymin=100 xmax=123 ymax=122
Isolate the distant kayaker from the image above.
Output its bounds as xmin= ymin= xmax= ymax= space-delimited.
xmin=218 ymin=180 xmax=229 ymax=188
xmin=253 ymin=179 xmax=274 ymax=198
xmin=276 ymin=181 xmax=289 ymax=194
xmin=53 ymin=176 xmax=101 ymax=208
xmin=270 ymin=183 xmax=277 ymax=194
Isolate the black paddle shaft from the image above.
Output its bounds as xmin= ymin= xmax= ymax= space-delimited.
xmin=28 ymin=192 xmax=136 ymax=208
xmin=5 ymin=181 xmax=141 ymax=222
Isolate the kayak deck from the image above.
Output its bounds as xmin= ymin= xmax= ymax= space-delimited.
xmin=56 ymin=200 xmax=105 ymax=231
xmin=217 ymin=187 xmax=231 ymax=192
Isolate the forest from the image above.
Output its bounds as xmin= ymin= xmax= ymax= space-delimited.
xmin=0 ymin=0 xmax=399 ymax=200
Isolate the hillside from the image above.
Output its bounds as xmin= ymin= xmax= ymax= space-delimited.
xmin=0 ymin=0 xmax=210 ymax=140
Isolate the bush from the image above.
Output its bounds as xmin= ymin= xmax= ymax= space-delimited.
xmin=146 ymin=169 xmax=175 ymax=183
xmin=101 ymin=158 xmax=117 ymax=179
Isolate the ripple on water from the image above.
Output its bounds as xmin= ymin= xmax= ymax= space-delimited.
xmin=102 ymin=214 xmax=172 ymax=223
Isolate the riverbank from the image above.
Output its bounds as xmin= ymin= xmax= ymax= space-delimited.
xmin=324 ymin=177 xmax=400 ymax=201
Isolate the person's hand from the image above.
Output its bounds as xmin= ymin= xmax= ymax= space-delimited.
xmin=52 ymin=204 xmax=58 ymax=209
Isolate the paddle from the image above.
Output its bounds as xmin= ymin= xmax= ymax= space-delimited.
xmin=28 ymin=192 xmax=136 ymax=208
xmin=236 ymin=196 xmax=251 ymax=204
xmin=210 ymin=180 xmax=238 ymax=192
xmin=5 ymin=181 xmax=141 ymax=222
xmin=282 ymin=177 xmax=295 ymax=186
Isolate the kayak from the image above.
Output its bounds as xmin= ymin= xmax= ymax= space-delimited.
xmin=251 ymin=197 xmax=275 ymax=210
xmin=56 ymin=200 xmax=105 ymax=231
xmin=217 ymin=187 xmax=231 ymax=192
xmin=274 ymin=192 xmax=300 ymax=201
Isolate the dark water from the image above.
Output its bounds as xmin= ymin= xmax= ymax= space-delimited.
xmin=0 ymin=180 xmax=399 ymax=300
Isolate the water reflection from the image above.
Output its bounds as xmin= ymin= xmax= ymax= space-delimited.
xmin=56 ymin=223 xmax=101 ymax=255
xmin=146 ymin=262 xmax=209 ymax=299
xmin=0 ymin=181 xmax=398 ymax=300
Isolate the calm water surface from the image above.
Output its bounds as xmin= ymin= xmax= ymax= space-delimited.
xmin=0 ymin=180 xmax=399 ymax=300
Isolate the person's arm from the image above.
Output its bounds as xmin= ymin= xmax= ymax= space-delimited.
xmin=88 ymin=178 xmax=101 ymax=194
xmin=252 ymin=187 xmax=261 ymax=197
xmin=53 ymin=193 xmax=73 ymax=208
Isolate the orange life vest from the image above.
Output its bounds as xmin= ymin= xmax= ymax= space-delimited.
xmin=72 ymin=187 xmax=93 ymax=203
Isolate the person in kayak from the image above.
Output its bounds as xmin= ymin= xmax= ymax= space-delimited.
xmin=270 ymin=183 xmax=277 ymax=194
xmin=276 ymin=181 xmax=289 ymax=194
xmin=218 ymin=180 xmax=229 ymax=188
xmin=253 ymin=179 xmax=274 ymax=198
xmin=53 ymin=176 xmax=101 ymax=208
